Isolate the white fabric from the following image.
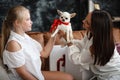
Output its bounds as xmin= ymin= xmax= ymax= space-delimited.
xmin=90 ymin=47 xmax=120 ymax=80
xmin=68 ymin=33 xmax=120 ymax=80
xmin=65 ymin=47 xmax=93 ymax=80
xmin=68 ymin=33 xmax=93 ymax=70
xmin=49 ymin=45 xmax=93 ymax=80
xmin=49 ymin=45 xmax=67 ymax=71
xmin=3 ymin=31 xmax=44 ymax=80
xmin=0 ymin=59 xmax=10 ymax=80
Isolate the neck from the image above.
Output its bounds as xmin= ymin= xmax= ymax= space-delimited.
xmin=13 ymin=28 xmax=25 ymax=36
xmin=61 ymin=21 xmax=69 ymax=25
xmin=113 ymin=28 xmax=120 ymax=43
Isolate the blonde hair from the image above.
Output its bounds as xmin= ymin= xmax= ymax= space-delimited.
xmin=0 ymin=5 xmax=29 ymax=59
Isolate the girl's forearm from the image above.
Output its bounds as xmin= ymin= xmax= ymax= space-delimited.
xmin=41 ymin=37 xmax=55 ymax=58
xmin=15 ymin=66 xmax=38 ymax=80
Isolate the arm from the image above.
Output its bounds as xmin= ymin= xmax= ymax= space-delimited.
xmin=67 ymin=36 xmax=93 ymax=70
xmin=6 ymin=41 xmax=38 ymax=80
xmin=68 ymin=45 xmax=93 ymax=65
xmin=15 ymin=66 xmax=38 ymax=80
xmin=40 ymin=35 xmax=56 ymax=58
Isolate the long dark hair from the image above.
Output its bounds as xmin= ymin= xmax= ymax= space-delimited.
xmin=91 ymin=10 xmax=115 ymax=66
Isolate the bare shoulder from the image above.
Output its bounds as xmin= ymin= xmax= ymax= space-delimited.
xmin=6 ymin=40 xmax=21 ymax=52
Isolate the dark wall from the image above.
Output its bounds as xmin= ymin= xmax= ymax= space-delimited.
xmin=0 ymin=0 xmax=119 ymax=32
xmin=93 ymin=0 xmax=120 ymax=17
xmin=0 ymin=0 xmax=88 ymax=32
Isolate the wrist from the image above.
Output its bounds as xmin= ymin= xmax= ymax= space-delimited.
xmin=67 ymin=42 xmax=73 ymax=47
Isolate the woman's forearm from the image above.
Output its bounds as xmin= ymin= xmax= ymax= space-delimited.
xmin=68 ymin=45 xmax=92 ymax=65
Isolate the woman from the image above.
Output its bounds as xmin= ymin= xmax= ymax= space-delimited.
xmin=113 ymin=21 xmax=120 ymax=54
xmin=67 ymin=10 xmax=120 ymax=80
xmin=0 ymin=5 xmax=73 ymax=80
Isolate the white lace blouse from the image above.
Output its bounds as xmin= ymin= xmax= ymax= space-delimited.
xmin=3 ymin=31 xmax=44 ymax=80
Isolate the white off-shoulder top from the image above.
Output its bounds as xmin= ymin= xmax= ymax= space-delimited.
xmin=3 ymin=31 xmax=44 ymax=80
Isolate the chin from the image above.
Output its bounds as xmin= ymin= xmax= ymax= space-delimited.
xmin=28 ymin=27 xmax=32 ymax=31
xmin=28 ymin=29 xmax=32 ymax=31
xmin=26 ymin=28 xmax=32 ymax=32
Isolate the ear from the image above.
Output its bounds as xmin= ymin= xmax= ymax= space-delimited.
xmin=70 ymin=13 xmax=76 ymax=18
xmin=14 ymin=19 xmax=20 ymax=27
xmin=57 ymin=10 xmax=63 ymax=16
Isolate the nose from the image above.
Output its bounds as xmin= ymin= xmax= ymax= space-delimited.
xmin=62 ymin=19 xmax=65 ymax=22
xmin=31 ymin=20 xmax=33 ymax=25
xmin=82 ymin=19 xmax=85 ymax=23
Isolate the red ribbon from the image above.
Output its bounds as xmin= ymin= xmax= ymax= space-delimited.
xmin=50 ymin=19 xmax=69 ymax=32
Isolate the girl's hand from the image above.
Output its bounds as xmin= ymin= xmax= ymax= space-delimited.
xmin=57 ymin=30 xmax=66 ymax=39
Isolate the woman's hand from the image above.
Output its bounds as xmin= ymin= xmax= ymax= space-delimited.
xmin=67 ymin=42 xmax=73 ymax=47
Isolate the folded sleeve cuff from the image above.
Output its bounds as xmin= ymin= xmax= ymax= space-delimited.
xmin=3 ymin=49 xmax=25 ymax=68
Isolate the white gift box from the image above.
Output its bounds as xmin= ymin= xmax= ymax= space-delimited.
xmin=49 ymin=45 xmax=93 ymax=80
xmin=49 ymin=45 xmax=67 ymax=71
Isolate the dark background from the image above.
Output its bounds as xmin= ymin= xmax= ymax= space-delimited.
xmin=92 ymin=0 xmax=120 ymax=17
xmin=0 ymin=0 xmax=120 ymax=32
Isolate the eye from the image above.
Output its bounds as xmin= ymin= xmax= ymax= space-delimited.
xmin=61 ymin=17 xmax=63 ymax=19
xmin=85 ymin=19 xmax=90 ymax=25
xmin=26 ymin=18 xmax=31 ymax=21
xmin=65 ymin=18 xmax=68 ymax=20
